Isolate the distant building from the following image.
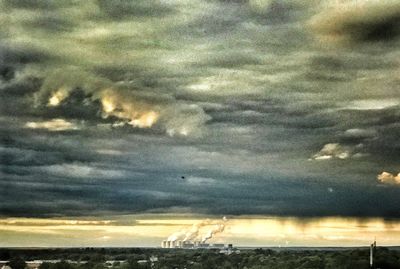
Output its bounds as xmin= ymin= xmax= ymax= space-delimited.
xmin=149 ymin=256 xmax=158 ymax=263
xmin=161 ymin=240 xmax=232 ymax=249
xmin=219 ymin=248 xmax=240 ymax=255
xmin=182 ymin=242 xmax=195 ymax=249
xmin=105 ymin=261 xmax=120 ymax=268
xmin=26 ymin=261 xmax=47 ymax=269
xmin=211 ymin=244 xmax=225 ymax=248
xmin=176 ymin=241 xmax=183 ymax=248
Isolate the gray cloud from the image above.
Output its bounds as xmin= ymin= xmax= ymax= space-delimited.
xmin=2 ymin=0 xmax=76 ymax=10
xmin=1 ymin=0 xmax=400 ymax=219
xmin=309 ymin=0 xmax=400 ymax=44
xmin=96 ymin=0 xmax=176 ymax=19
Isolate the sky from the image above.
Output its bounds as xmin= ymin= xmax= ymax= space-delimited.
xmin=1 ymin=0 xmax=400 ymax=247
xmin=1 ymin=215 xmax=400 ymax=247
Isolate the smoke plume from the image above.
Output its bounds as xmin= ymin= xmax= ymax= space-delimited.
xmin=201 ymin=222 xmax=226 ymax=243
xmin=166 ymin=217 xmax=227 ymax=243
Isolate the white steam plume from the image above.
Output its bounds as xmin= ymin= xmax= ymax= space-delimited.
xmin=166 ymin=217 xmax=227 ymax=243
xmin=201 ymin=219 xmax=226 ymax=243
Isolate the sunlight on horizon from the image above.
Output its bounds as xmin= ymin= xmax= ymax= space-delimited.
xmin=1 ymin=215 xmax=399 ymax=247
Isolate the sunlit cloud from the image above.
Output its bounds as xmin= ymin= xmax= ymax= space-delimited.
xmin=311 ymin=143 xmax=362 ymax=160
xmin=377 ymin=171 xmax=400 ymax=185
xmin=37 ymin=163 xmax=126 ymax=179
xmin=100 ymin=89 xmax=160 ymax=129
xmin=48 ymin=87 xmax=69 ymax=106
xmin=341 ymin=99 xmax=400 ymax=111
xmin=25 ymin=119 xmax=80 ymax=131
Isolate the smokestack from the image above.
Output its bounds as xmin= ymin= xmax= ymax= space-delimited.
xmin=370 ymin=243 xmax=373 ymax=268
xmin=370 ymin=239 xmax=377 ymax=268
xmin=177 ymin=240 xmax=183 ymax=248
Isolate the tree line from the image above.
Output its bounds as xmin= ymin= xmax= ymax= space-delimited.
xmin=1 ymin=247 xmax=399 ymax=269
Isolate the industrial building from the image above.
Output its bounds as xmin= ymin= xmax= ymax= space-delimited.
xmin=161 ymin=240 xmax=231 ymax=249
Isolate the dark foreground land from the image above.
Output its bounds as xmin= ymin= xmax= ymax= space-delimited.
xmin=1 ymin=247 xmax=400 ymax=269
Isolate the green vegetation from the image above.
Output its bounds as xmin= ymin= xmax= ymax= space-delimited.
xmin=1 ymin=247 xmax=399 ymax=269
xmin=8 ymin=256 xmax=27 ymax=269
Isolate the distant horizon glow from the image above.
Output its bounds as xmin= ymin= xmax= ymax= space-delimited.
xmin=1 ymin=215 xmax=400 ymax=248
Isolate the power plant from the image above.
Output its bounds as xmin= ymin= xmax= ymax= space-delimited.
xmin=161 ymin=240 xmax=230 ymax=249
xmin=161 ymin=217 xmax=231 ymax=249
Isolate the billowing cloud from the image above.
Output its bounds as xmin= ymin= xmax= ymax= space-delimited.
xmin=311 ymin=143 xmax=360 ymax=160
xmin=377 ymin=171 xmax=400 ymax=185
xmin=99 ymin=88 xmax=160 ymax=128
xmin=32 ymin=68 xmax=210 ymax=136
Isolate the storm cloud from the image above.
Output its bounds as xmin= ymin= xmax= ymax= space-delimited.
xmin=309 ymin=0 xmax=400 ymax=44
xmin=1 ymin=0 xmax=400 ymax=219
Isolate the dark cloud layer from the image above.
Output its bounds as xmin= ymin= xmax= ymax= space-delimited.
xmin=96 ymin=0 xmax=176 ymax=19
xmin=1 ymin=0 xmax=400 ymax=218
xmin=310 ymin=1 xmax=400 ymax=44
